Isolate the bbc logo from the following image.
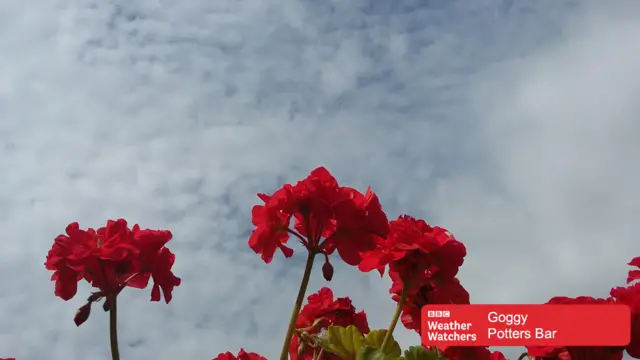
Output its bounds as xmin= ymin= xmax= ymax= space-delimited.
xmin=427 ymin=310 xmax=450 ymax=318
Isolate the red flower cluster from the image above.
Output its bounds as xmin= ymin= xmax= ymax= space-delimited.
xmin=213 ymin=349 xmax=267 ymax=360
xmin=290 ymin=288 xmax=370 ymax=360
xmin=359 ymin=215 xmax=465 ymax=281
xmin=358 ymin=215 xmax=469 ymax=333
xmin=249 ymin=167 xmax=389 ymax=276
xmin=43 ymin=167 xmax=634 ymax=360
xmin=247 ymin=168 xmax=478 ymax=358
xmin=45 ymin=219 xmax=181 ymax=325
xmin=396 ymin=275 xmax=470 ymax=333
xmin=611 ymin=257 xmax=640 ymax=358
xmin=527 ymin=257 xmax=640 ymax=360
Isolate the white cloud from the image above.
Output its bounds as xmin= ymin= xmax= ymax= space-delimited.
xmin=0 ymin=0 xmax=639 ymax=359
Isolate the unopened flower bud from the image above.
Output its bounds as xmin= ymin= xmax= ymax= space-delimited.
xmin=87 ymin=291 xmax=103 ymax=302
xmin=322 ymin=257 xmax=333 ymax=281
xmin=74 ymin=302 xmax=92 ymax=327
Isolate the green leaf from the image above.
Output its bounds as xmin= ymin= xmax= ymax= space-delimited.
xmin=403 ymin=346 xmax=444 ymax=360
xmin=323 ymin=325 xmax=366 ymax=360
xmin=356 ymin=346 xmax=388 ymax=360
xmin=363 ymin=330 xmax=402 ymax=358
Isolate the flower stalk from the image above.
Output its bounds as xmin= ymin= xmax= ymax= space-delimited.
xmin=109 ymin=294 xmax=120 ymax=360
xmin=381 ymin=281 xmax=409 ymax=352
xmin=517 ymin=353 xmax=530 ymax=360
xmin=279 ymin=251 xmax=316 ymax=360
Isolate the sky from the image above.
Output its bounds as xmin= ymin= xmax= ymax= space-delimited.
xmin=1 ymin=0 xmax=639 ymax=359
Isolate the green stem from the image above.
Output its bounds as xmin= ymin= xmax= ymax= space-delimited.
xmin=381 ymin=282 xmax=409 ymax=352
xmin=279 ymin=251 xmax=316 ymax=360
xmin=109 ymin=294 xmax=120 ymax=360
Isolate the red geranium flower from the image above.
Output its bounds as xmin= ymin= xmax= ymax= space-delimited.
xmin=359 ymin=215 xmax=466 ymax=294
xmin=290 ymin=287 xmax=370 ymax=360
xmin=610 ymin=257 xmax=640 ymax=358
xmin=213 ymin=349 xmax=267 ymax=360
xmin=45 ymin=219 xmax=180 ymax=326
xmin=45 ymin=220 xmax=139 ymax=301
xmin=528 ymin=346 xmax=623 ymax=360
xmin=527 ymin=296 xmax=625 ymax=360
xmin=529 ymin=257 xmax=640 ymax=360
xmin=527 ymin=346 xmax=571 ymax=360
xmin=395 ymin=274 xmax=470 ymax=333
xmin=610 ymin=285 xmax=640 ymax=358
xmin=249 ymin=195 xmax=295 ymax=264
xmin=363 ymin=217 xmax=468 ymax=334
xmin=322 ymin=186 xmax=390 ymax=266
xmin=249 ymin=167 xmax=389 ymax=276
xmin=125 ymin=226 xmax=182 ymax=303
xmin=440 ymin=346 xmax=507 ymax=360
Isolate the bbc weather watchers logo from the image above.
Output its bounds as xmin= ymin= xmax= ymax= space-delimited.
xmin=427 ymin=310 xmax=450 ymax=318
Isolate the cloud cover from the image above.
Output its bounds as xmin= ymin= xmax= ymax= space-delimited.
xmin=1 ymin=0 xmax=639 ymax=359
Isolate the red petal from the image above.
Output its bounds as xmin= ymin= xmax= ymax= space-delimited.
xmin=279 ymin=244 xmax=294 ymax=258
xmin=151 ymin=283 xmax=161 ymax=302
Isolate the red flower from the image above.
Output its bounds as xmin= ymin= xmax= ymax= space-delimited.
xmin=290 ymin=287 xmax=370 ymax=360
xmin=528 ymin=347 xmax=623 ymax=360
xmin=611 ymin=284 xmax=640 ymax=358
xmin=45 ymin=219 xmax=180 ymax=325
xmin=249 ymin=197 xmax=294 ymax=264
xmin=213 ymin=349 xmax=267 ymax=360
xmin=628 ymin=257 xmax=640 ymax=284
xmin=441 ymin=346 xmax=506 ymax=360
xmin=249 ymin=167 xmax=389 ymax=272
xmin=527 ymin=346 xmax=570 ymax=359
xmin=610 ymin=258 xmax=640 ymax=358
xmin=322 ymin=186 xmax=390 ymax=265
xmin=527 ymin=296 xmax=625 ymax=360
xmin=359 ymin=215 xmax=466 ymax=294
xmin=395 ymin=275 xmax=470 ymax=333
xmin=529 ymin=257 xmax=640 ymax=360
xmin=45 ymin=220 xmax=139 ymax=300
xmin=490 ymin=351 xmax=509 ymax=360
xmin=363 ymin=217 xmax=469 ymax=334
xmin=125 ymin=226 xmax=182 ymax=303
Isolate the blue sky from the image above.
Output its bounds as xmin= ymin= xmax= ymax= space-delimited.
xmin=1 ymin=0 xmax=640 ymax=359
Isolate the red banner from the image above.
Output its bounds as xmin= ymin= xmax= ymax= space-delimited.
xmin=421 ymin=304 xmax=630 ymax=348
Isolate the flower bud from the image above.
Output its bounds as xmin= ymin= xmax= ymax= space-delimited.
xmin=74 ymin=302 xmax=92 ymax=327
xmin=103 ymin=298 xmax=111 ymax=312
xmin=322 ymin=257 xmax=333 ymax=281
xmin=87 ymin=291 xmax=103 ymax=302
